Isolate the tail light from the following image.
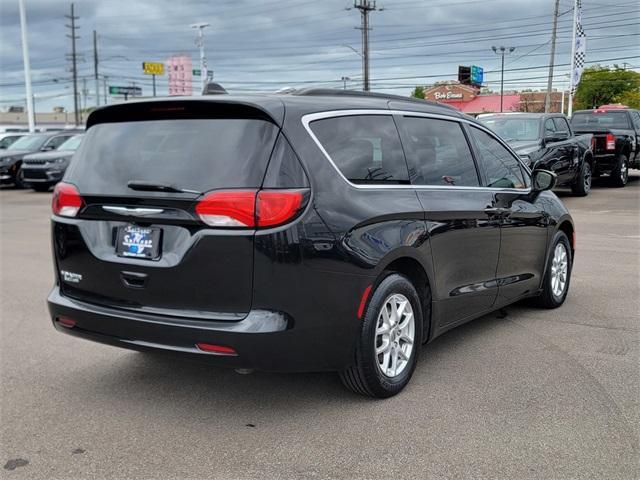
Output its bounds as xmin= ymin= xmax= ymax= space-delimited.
xmin=52 ymin=182 xmax=84 ymax=217
xmin=606 ymin=133 xmax=616 ymax=151
xmin=591 ymin=137 xmax=596 ymax=151
xmin=195 ymin=189 xmax=307 ymax=228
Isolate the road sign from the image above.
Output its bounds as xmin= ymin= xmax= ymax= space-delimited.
xmin=192 ymin=69 xmax=201 ymax=76
xmin=142 ymin=62 xmax=165 ymax=76
xmin=471 ymin=65 xmax=484 ymax=86
xmin=108 ymin=86 xmax=142 ymax=96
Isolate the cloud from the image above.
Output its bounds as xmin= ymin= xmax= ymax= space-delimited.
xmin=0 ymin=0 xmax=637 ymax=111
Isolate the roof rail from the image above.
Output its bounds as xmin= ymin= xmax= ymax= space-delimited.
xmin=291 ymin=88 xmax=458 ymax=110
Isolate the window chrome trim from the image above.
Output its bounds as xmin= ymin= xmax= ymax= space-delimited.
xmin=302 ymin=109 xmax=532 ymax=193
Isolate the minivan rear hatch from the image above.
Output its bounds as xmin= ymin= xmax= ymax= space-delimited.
xmin=55 ymin=100 xmax=282 ymax=319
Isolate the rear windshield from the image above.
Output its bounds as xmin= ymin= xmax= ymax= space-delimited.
xmin=571 ymin=111 xmax=630 ymax=129
xmin=65 ymin=119 xmax=279 ymax=195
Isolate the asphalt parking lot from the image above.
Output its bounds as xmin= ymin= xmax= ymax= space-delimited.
xmin=1 ymin=175 xmax=639 ymax=480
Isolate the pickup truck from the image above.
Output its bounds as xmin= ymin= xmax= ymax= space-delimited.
xmin=570 ymin=106 xmax=640 ymax=187
xmin=479 ymin=113 xmax=594 ymax=196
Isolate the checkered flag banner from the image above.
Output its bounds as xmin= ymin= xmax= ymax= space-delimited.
xmin=571 ymin=0 xmax=587 ymax=94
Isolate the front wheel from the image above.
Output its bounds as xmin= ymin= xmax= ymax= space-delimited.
xmin=571 ymin=161 xmax=592 ymax=197
xmin=535 ymin=231 xmax=572 ymax=309
xmin=14 ymin=167 xmax=26 ymax=189
xmin=340 ymin=274 xmax=423 ymax=398
xmin=610 ymin=154 xmax=628 ymax=188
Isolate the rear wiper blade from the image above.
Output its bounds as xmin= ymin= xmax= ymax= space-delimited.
xmin=127 ymin=180 xmax=200 ymax=195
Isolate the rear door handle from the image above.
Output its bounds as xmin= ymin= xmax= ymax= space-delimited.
xmin=484 ymin=207 xmax=511 ymax=218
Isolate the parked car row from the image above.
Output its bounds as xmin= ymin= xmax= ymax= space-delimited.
xmin=478 ymin=105 xmax=640 ymax=194
xmin=0 ymin=131 xmax=83 ymax=190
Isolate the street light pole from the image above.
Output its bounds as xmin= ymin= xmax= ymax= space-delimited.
xmin=190 ymin=22 xmax=210 ymax=95
xmin=341 ymin=76 xmax=351 ymax=90
xmin=492 ymin=46 xmax=515 ymax=113
xmin=18 ymin=0 xmax=35 ymax=132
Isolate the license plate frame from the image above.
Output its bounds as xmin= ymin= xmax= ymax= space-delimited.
xmin=115 ymin=225 xmax=161 ymax=260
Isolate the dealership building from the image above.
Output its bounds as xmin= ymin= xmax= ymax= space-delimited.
xmin=422 ymin=83 xmax=565 ymax=116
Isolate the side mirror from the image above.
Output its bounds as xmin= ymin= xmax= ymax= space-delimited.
xmin=532 ymin=169 xmax=557 ymax=192
xmin=41 ymin=145 xmax=56 ymax=151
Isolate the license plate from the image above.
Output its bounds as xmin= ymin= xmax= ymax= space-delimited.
xmin=116 ymin=225 xmax=161 ymax=260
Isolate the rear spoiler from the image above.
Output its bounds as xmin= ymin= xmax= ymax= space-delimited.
xmin=86 ymin=99 xmax=284 ymax=129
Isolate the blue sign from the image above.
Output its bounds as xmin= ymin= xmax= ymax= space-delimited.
xmin=471 ymin=65 xmax=484 ymax=86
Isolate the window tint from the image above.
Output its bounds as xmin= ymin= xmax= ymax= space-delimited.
xmin=553 ymin=117 xmax=570 ymax=134
xmin=400 ymin=116 xmax=479 ymax=186
xmin=571 ymin=111 xmax=631 ymax=129
xmin=544 ymin=118 xmax=557 ymax=136
xmin=65 ymin=118 xmax=279 ymax=195
xmin=631 ymin=111 xmax=640 ymax=130
xmin=46 ymin=135 xmax=73 ymax=149
xmin=469 ymin=127 xmax=527 ymax=189
xmin=309 ymin=115 xmax=409 ymax=184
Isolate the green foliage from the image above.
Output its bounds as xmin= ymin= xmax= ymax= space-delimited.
xmin=411 ymin=86 xmax=425 ymax=99
xmin=574 ymin=65 xmax=640 ymax=110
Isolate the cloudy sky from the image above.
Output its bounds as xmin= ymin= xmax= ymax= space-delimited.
xmin=0 ymin=0 xmax=638 ymax=112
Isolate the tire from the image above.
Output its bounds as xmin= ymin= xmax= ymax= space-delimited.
xmin=13 ymin=166 xmax=26 ymax=189
xmin=535 ymin=231 xmax=572 ymax=309
xmin=32 ymin=184 xmax=51 ymax=192
xmin=610 ymin=154 xmax=629 ymax=188
xmin=571 ymin=161 xmax=592 ymax=197
xmin=340 ymin=273 xmax=423 ymax=398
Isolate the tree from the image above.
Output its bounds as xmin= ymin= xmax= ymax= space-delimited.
xmin=411 ymin=86 xmax=425 ymax=99
xmin=574 ymin=65 xmax=640 ymax=110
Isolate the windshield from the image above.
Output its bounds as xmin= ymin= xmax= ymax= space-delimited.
xmin=65 ymin=118 xmax=279 ymax=196
xmin=7 ymin=134 xmax=48 ymax=151
xmin=57 ymin=135 xmax=83 ymax=151
xmin=571 ymin=111 xmax=630 ymax=129
xmin=480 ymin=117 xmax=540 ymax=141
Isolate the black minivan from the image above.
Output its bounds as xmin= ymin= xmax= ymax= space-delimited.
xmin=48 ymin=90 xmax=574 ymax=397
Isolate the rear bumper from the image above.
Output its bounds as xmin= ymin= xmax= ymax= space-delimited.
xmin=48 ymin=286 xmax=357 ymax=372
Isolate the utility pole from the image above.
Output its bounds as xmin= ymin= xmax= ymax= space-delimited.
xmin=544 ymin=0 xmax=560 ymax=113
xmin=81 ymin=76 xmax=88 ymax=115
xmin=18 ymin=0 xmax=35 ymax=132
xmin=65 ymin=3 xmax=80 ymax=126
xmin=352 ymin=1 xmax=381 ymax=92
xmin=103 ymin=75 xmax=108 ymax=105
xmin=190 ymin=22 xmax=210 ymax=95
xmin=492 ymin=46 xmax=515 ymax=113
xmin=93 ymin=30 xmax=99 ymax=107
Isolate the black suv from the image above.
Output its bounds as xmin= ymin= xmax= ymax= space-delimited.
xmin=48 ymin=91 xmax=575 ymax=397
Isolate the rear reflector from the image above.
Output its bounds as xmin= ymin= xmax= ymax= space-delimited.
xmin=56 ymin=316 xmax=76 ymax=328
xmin=195 ymin=189 xmax=308 ymax=228
xmin=606 ymin=133 xmax=616 ymax=151
xmin=52 ymin=182 xmax=84 ymax=217
xmin=357 ymin=285 xmax=373 ymax=319
xmin=195 ymin=343 xmax=238 ymax=356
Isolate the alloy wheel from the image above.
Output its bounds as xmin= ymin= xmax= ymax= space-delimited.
xmin=583 ymin=164 xmax=591 ymax=192
xmin=550 ymin=243 xmax=568 ymax=298
xmin=375 ymin=293 xmax=415 ymax=378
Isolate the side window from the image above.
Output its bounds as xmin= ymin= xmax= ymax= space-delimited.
xmin=553 ymin=117 xmax=570 ymax=134
xmin=309 ymin=115 xmax=409 ymax=184
xmin=544 ymin=118 xmax=557 ymax=137
xmin=469 ymin=126 xmax=528 ymax=189
xmin=399 ymin=116 xmax=479 ymax=187
xmin=632 ymin=111 xmax=640 ymax=130
xmin=46 ymin=135 xmax=72 ymax=149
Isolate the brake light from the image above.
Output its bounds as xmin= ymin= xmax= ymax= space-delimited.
xmin=606 ymin=133 xmax=616 ymax=151
xmin=195 ymin=343 xmax=238 ymax=356
xmin=195 ymin=189 xmax=307 ymax=228
xmin=195 ymin=190 xmax=257 ymax=227
xmin=256 ymin=190 xmax=305 ymax=227
xmin=52 ymin=182 xmax=84 ymax=217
